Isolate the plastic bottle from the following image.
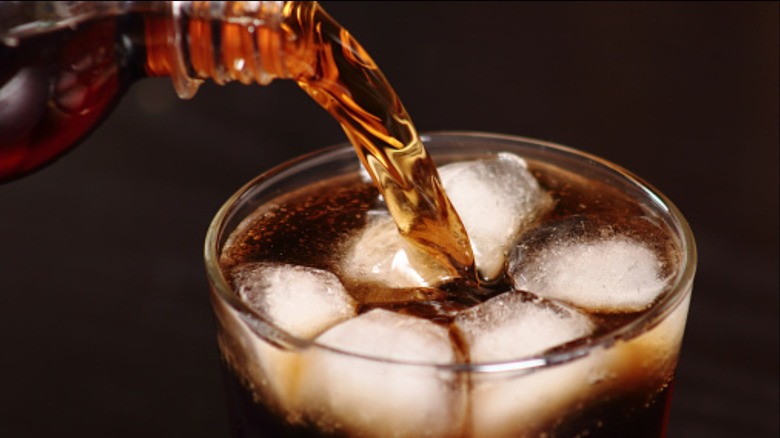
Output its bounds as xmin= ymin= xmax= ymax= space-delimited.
xmin=0 ymin=1 xmax=319 ymax=182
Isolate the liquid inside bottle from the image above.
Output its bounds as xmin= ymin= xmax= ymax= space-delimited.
xmin=0 ymin=5 xmax=148 ymax=181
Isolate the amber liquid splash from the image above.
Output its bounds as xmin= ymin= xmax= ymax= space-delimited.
xmin=180 ymin=2 xmax=476 ymax=282
xmin=284 ymin=3 xmax=475 ymax=282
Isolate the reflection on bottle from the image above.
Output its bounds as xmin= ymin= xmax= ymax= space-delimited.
xmin=0 ymin=14 xmax=130 ymax=181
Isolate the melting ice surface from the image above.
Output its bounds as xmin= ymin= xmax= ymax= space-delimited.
xmin=231 ymin=262 xmax=357 ymax=339
xmin=454 ymin=291 xmax=594 ymax=362
xmin=511 ymin=236 xmax=669 ymax=312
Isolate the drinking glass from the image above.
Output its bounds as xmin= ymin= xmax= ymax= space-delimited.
xmin=204 ymin=132 xmax=696 ymax=437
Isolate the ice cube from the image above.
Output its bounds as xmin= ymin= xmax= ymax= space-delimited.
xmin=228 ymin=263 xmax=357 ymax=416
xmin=340 ymin=213 xmax=453 ymax=288
xmin=232 ymin=262 xmax=357 ymax=338
xmin=511 ymin=236 xmax=669 ymax=312
xmin=454 ymin=290 xmax=594 ymax=363
xmin=298 ymin=309 xmax=465 ymax=437
xmin=454 ymin=291 xmax=596 ymax=437
xmin=439 ymin=153 xmax=551 ymax=281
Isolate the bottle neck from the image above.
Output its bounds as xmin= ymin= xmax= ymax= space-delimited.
xmin=145 ymin=1 xmax=303 ymax=99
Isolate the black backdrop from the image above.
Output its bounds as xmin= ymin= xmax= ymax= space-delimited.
xmin=1 ymin=2 xmax=777 ymax=436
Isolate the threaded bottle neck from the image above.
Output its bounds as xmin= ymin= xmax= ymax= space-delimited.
xmin=149 ymin=1 xmax=293 ymax=98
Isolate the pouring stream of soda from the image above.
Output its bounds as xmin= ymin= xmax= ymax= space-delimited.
xmin=277 ymin=3 xmax=477 ymax=285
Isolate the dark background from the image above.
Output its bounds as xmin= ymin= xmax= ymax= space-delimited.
xmin=1 ymin=2 xmax=777 ymax=436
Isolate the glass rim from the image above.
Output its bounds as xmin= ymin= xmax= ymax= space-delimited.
xmin=204 ymin=131 xmax=697 ymax=373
